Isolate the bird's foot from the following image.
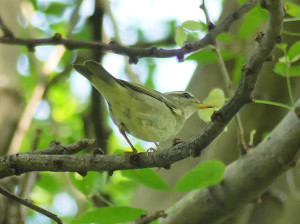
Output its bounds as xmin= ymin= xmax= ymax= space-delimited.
xmin=122 ymin=147 xmax=138 ymax=157
xmin=146 ymin=147 xmax=158 ymax=157
xmin=147 ymin=147 xmax=158 ymax=152
xmin=122 ymin=149 xmax=139 ymax=165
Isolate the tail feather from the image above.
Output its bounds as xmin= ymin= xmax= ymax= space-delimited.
xmin=73 ymin=60 xmax=119 ymax=100
xmin=84 ymin=60 xmax=114 ymax=84
xmin=72 ymin=64 xmax=94 ymax=81
xmin=73 ymin=60 xmax=115 ymax=84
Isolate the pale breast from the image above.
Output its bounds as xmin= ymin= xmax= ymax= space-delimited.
xmin=107 ymin=93 xmax=185 ymax=142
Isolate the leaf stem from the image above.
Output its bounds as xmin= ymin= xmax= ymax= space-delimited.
xmin=212 ymin=45 xmax=248 ymax=153
xmin=253 ymin=99 xmax=294 ymax=111
xmin=282 ymin=30 xmax=300 ymax=37
xmin=284 ymin=49 xmax=295 ymax=106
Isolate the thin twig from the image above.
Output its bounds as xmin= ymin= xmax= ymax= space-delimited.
xmin=0 ymin=16 xmax=14 ymax=38
xmin=103 ymin=0 xmax=141 ymax=83
xmin=31 ymin=129 xmax=43 ymax=151
xmin=213 ymin=46 xmax=249 ymax=153
xmin=282 ymin=29 xmax=300 ymax=37
xmin=7 ymin=83 xmax=46 ymax=155
xmin=29 ymin=138 xmax=95 ymax=155
xmin=0 ymin=0 xmax=260 ymax=59
xmin=213 ymin=46 xmax=232 ymax=95
xmin=283 ymin=48 xmax=295 ymax=106
xmin=200 ymin=0 xmax=215 ymax=30
xmin=0 ymin=186 xmax=62 ymax=224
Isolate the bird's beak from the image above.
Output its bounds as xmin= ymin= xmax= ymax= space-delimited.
xmin=196 ymin=103 xmax=214 ymax=109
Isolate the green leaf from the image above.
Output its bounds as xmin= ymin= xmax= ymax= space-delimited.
xmin=232 ymin=56 xmax=245 ymax=84
xmin=70 ymin=172 xmax=105 ymax=195
xmin=72 ymin=206 xmax=146 ymax=224
xmin=182 ymin=20 xmax=203 ymax=31
xmin=288 ymin=41 xmax=300 ymax=63
xmin=175 ymin=26 xmax=187 ymax=47
xmin=237 ymin=0 xmax=247 ymax=4
xmin=249 ymin=129 xmax=256 ymax=146
xmin=285 ymin=3 xmax=300 ymax=18
xmin=276 ymin=43 xmax=288 ymax=52
xmin=274 ymin=63 xmax=300 ymax=77
xmin=238 ymin=6 xmax=268 ymax=40
xmin=198 ymin=88 xmax=225 ymax=122
xmin=36 ymin=172 xmax=62 ymax=193
xmin=174 ymin=160 xmax=225 ymax=192
xmin=30 ymin=0 xmax=38 ymax=9
xmin=216 ymin=33 xmax=235 ymax=42
xmin=50 ymin=21 xmax=67 ymax=35
xmin=186 ymin=49 xmax=235 ymax=64
xmin=278 ymin=56 xmax=289 ymax=64
xmin=121 ymin=169 xmax=170 ymax=191
xmin=45 ymin=2 xmax=67 ymax=16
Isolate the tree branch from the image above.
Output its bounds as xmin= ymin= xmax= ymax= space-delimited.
xmin=0 ymin=186 xmax=62 ymax=224
xmin=30 ymin=138 xmax=95 ymax=155
xmin=0 ymin=0 xmax=259 ymax=60
xmin=160 ymin=87 xmax=300 ymax=224
xmin=136 ymin=210 xmax=167 ymax=224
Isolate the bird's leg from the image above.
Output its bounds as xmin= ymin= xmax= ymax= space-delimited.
xmin=140 ymin=120 xmax=161 ymax=152
xmin=118 ymin=123 xmax=138 ymax=154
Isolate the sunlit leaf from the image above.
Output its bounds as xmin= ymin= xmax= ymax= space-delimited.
xmin=121 ymin=169 xmax=170 ymax=191
xmin=288 ymin=41 xmax=300 ymax=63
xmin=29 ymin=0 xmax=38 ymax=9
xmin=50 ymin=21 xmax=68 ymax=35
xmin=276 ymin=43 xmax=288 ymax=51
xmin=249 ymin=129 xmax=257 ymax=146
xmin=238 ymin=6 xmax=268 ymax=40
xmin=45 ymin=2 xmax=68 ymax=16
xmin=182 ymin=20 xmax=203 ymax=31
xmin=47 ymin=84 xmax=77 ymax=122
xmin=216 ymin=33 xmax=235 ymax=42
xmin=186 ymin=49 xmax=235 ymax=63
xmin=274 ymin=63 xmax=300 ymax=77
xmin=72 ymin=207 xmax=146 ymax=224
xmin=187 ymin=32 xmax=200 ymax=42
xmin=278 ymin=56 xmax=289 ymax=64
xmin=174 ymin=160 xmax=225 ymax=192
xmin=198 ymin=88 xmax=225 ymax=122
xmin=285 ymin=3 xmax=300 ymax=18
xmin=175 ymin=26 xmax=187 ymax=47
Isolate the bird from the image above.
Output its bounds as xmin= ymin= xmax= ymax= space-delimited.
xmin=73 ymin=60 xmax=213 ymax=153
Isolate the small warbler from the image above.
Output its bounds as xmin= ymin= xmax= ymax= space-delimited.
xmin=73 ymin=60 xmax=213 ymax=153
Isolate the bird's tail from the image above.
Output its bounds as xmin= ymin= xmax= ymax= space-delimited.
xmin=73 ymin=60 xmax=120 ymax=101
xmin=73 ymin=60 xmax=114 ymax=85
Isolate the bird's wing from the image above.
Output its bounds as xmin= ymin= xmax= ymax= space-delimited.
xmin=116 ymin=79 xmax=177 ymax=113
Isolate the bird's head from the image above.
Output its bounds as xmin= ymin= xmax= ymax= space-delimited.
xmin=164 ymin=91 xmax=213 ymax=119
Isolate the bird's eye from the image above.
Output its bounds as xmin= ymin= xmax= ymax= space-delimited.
xmin=182 ymin=92 xmax=191 ymax=98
